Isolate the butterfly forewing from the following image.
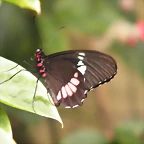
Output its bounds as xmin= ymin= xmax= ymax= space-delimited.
xmin=35 ymin=49 xmax=117 ymax=108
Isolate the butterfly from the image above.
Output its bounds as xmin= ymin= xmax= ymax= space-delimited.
xmin=35 ymin=48 xmax=117 ymax=108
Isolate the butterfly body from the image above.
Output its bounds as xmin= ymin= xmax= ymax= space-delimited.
xmin=35 ymin=48 xmax=117 ymax=108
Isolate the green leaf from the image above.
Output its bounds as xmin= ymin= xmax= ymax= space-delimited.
xmin=0 ymin=56 xmax=63 ymax=128
xmin=0 ymin=106 xmax=12 ymax=137
xmin=3 ymin=0 xmax=41 ymax=14
xmin=0 ymin=106 xmax=15 ymax=144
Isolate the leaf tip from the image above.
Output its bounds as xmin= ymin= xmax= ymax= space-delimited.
xmin=35 ymin=0 xmax=41 ymax=14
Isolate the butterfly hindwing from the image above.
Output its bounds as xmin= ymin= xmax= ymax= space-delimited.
xmin=44 ymin=60 xmax=86 ymax=108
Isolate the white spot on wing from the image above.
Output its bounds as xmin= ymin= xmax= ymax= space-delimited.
xmin=77 ymin=61 xmax=86 ymax=75
xmin=77 ymin=66 xmax=86 ymax=75
xmin=81 ymin=99 xmax=85 ymax=102
xmin=65 ymin=106 xmax=71 ymax=108
xmin=84 ymin=78 xmax=86 ymax=82
xmin=89 ymin=88 xmax=94 ymax=91
xmin=98 ymin=81 xmax=102 ymax=84
xmin=72 ymin=105 xmax=79 ymax=108
xmin=65 ymin=105 xmax=79 ymax=108
xmin=78 ymin=56 xmax=84 ymax=60
xmin=77 ymin=61 xmax=84 ymax=66
xmin=79 ymin=52 xmax=85 ymax=56
xmin=84 ymin=90 xmax=88 ymax=94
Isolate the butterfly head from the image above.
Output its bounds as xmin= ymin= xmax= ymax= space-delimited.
xmin=35 ymin=48 xmax=46 ymax=59
xmin=36 ymin=48 xmax=42 ymax=53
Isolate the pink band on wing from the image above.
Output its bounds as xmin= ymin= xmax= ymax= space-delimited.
xmin=57 ymin=91 xmax=62 ymax=101
xmin=74 ymin=72 xmax=78 ymax=78
xmin=57 ymin=72 xmax=80 ymax=100
xmin=37 ymin=63 xmax=42 ymax=67
xmin=70 ymin=78 xmax=80 ymax=86
xmin=68 ymin=82 xmax=77 ymax=93
xmin=61 ymin=86 xmax=68 ymax=98
xmin=65 ymin=84 xmax=73 ymax=96
xmin=42 ymin=73 xmax=46 ymax=77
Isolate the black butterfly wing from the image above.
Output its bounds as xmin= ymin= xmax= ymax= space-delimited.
xmin=44 ymin=60 xmax=86 ymax=108
xmin=43 ymin=50 xmax=117 ymax=108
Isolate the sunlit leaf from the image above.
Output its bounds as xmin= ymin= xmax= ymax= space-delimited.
xmin=3 ymin=0 xmax=41 ymax=14
xmin=0 ymin=106 xmax=12 ymax=137
xmin=0 ymin=57 xmax=63 ymax=128
xmin=0 ymin=129 xmax=16 ymax=144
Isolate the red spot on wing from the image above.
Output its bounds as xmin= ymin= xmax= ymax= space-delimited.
xmin=42 ymin=73 xmax=46 ymax=77
xmin=37 ymin=51 xmax=41 ymax=55
xmin=40 ymin=69 xmax=45 ymax=73
xmin=37 ymin=57 xmax=40 ymax=61
xmin=37 ymin=63 xmax=42 ymax=67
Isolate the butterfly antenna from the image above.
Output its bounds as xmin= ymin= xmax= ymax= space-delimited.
xmin=23 ymin=60 xmax=37 ymax=74
xmin=23 ymin=60 xmax=33 ymax=67
xmin=33 ymin=16 xmax=43 ymax=48
xmin=33 ymin=16 xmax=65 ymax=47
xmin=47 ymin=27 xmax=65 ymax=45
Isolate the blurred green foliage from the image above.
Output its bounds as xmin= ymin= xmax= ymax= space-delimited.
xmin=60 ymin=130 xmax=107 ymax=144
xmin=112 ymin=42 xmax=144 ymax=78
xmin=112 ymin=121 xmax=144 ymax=144
xmin=53 ymin=0 xmax=120 ymax=34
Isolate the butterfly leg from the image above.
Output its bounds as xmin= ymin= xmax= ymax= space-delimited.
xmin=32 ymin=77 xmax=40 ymax=113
